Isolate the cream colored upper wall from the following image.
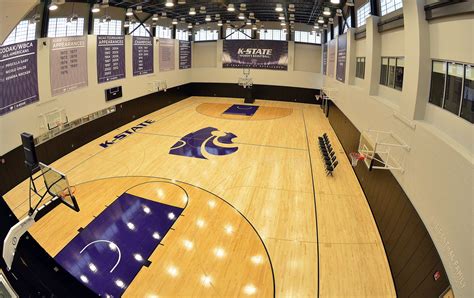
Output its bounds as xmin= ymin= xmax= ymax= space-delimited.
xmin=294 ymin=43 xmax=321 ymax=73
xmin=380 ymin=28 xmax=405 ymax=56
xmin=0 ymin=0 xmax=38 ymax=43
xmin=193 ymin=42 xmax=217 ymax=68
xmin=355 ymin=38 xmax=366 ymax=57
xmin=322 ymin=3 xmax=473 ymax=296
xmin=0 ymin=36 xmax=190 ymax=155
xmin=429 ymin=14 xmax=474 ymax=63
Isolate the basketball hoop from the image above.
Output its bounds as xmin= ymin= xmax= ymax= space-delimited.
xmin=349 ymin=152 xmax=365 ymax=167
xmin=58 ymin=185 xmax=76 ymax=199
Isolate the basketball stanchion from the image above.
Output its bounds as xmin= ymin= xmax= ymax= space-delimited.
xmin=3 ymin=133 xmax=80 ymax=271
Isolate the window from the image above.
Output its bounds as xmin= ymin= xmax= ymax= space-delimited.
xmin=129 ymin=23 xmax=152 ymax=37
xmin=380 ymin=57 xmax=404 ymax=90
xmin=93 ymin=19 xmax=122 ymax=35
xmin=225 ymin=28 xmax=251 ymax=40
xmin=156 ymin=26 xmax=172 ymax=39
xmin=357 ymin=2 xmax=371 ymax=27
xmin=429 ymin=61 xmax=446 ymax=107
xmin=444 ymin=62 xmax=464 ymax=115
xmin=380 ymin=0 xmax=403 ymax=16
xmin=175 ymin=29 xmax=188 ymax=41
xmin=194 ymin=29 xmax=218 ymax=41
xmin=429 ymin=61 xmax=473 ymax=123
xmin=258 ymin=29 xmax=286 ymax=41
xmin=294 ymin=30 xmax=321 ymax=44
xmin=356 ymin=57 xmax=365 ymax=79
xmin=3 ymin=20 xmax=36 ymax=45
xmin=47 ymin=17 xmax=84 ymax=37
xmin=461 ymin=64 xmax=473 ymax=123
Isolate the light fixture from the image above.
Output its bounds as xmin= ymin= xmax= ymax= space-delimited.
xmin=189 ymin=7 xmax=196 ymax=15
xmin=227 ymin=4 xmax=235 ymax=12
xmin=275 ymin=3 xmax=283 ymax=12
xmin=161 ymin=12 xmax=167 ymax=17
xmin=336 ymin=9 xmax=342 ymax=17
xmin=49 ymin=2 xmax=59 ymax=11
xmin=252 ymin=25 xmax=257 ymax=30
xmin=72 ymin=14 xmax=79 ymax=23
xmin=330 ymin=0 xmax=341 ymax=3
xmin=126 ymin=8 xmax=133 ymax=16
xmin=323 ymin=7 xmax=331 ymax=16
xmin=280 ymin=21 xmax=286 ymax=26
xmin=101 ymin=0 xmax=109 ymax=8
xmin=215 ymin=13 xmax=220 ymax=20
xmin=288 ymin=4 xmax=295 ymax=12
xmin=323 ymin=24 xmax=328 ymax=28
xmin=314 ymin=24 xmax=320 ymax=29
xmin=318 ymin=16 xmax=324 ymax=23
xmin=238 ymin=13 xmax=245 ymax=20
xmin=246 ymin=19 xmax=251 ymax=25
xmin=249 ymin=12 xmax=255 ymax=19
xmin=91 ymin=4 xmax=100 ymax=13
xmin=217 ymin=20 xmax=223 ymax=26
xmin=205 ymin=15 xmax=211 ymax=22
xmin=30 ymin=14 xmax=40 ymax=24
xmin=328 ymin=17 xmax=334 ymax=24
xmin=124 ymin=20 xmax=130 ymax=27
xmin=200 ymin=6 xmax=206 ymax=13
xmin=165 ymin=0 xmax=174 ymax=8
xmin=172 ymin=19 xmax=178 ymax=25
xmin=136 ymin=5 xmax=143 ymax=13
xmin=188 ymin=23 xmax=193 ymax=29
xmin=346 ymin=0 xmax=355 ymax=7
xmin=152 ymin=13 xmax=158 ymax=21
xmin=240 ymin=3 xmax=246 ymax=11
xmin=278 ymin=13 xmax=284 ymax=20
xmin=178 ymin=0 xmax=186 ymax=4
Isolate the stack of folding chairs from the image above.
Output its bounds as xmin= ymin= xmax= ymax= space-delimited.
xmin=318 ymin=133 xmax=339 ymax=176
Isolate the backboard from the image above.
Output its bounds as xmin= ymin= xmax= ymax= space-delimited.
xmin=39 ymin=162 xmax=79 ymax=212
xmin=358 ymin=132 xmax=376 ymax=170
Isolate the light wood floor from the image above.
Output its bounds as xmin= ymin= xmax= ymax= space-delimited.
xmin=4 ymin=97 xmax=395 ymax=297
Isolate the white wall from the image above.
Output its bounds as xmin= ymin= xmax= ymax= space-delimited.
xmin=322 ymin=1 xmax=473 ymax=296
xmin=192 ymin=40 xmax=322 ymax=89
xmin=0 ymin=36 xmax=191 ymax=154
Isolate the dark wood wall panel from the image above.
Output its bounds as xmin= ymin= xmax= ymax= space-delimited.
xmin=327 ymin=101 xmax=450 ymax=297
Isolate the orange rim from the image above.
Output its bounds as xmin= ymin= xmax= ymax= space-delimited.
xmin=59 ymin=185 xmax=76 ymax=198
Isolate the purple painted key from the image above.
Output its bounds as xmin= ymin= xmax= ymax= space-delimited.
xmin=55 ymin=192 xmax=183 ymax=297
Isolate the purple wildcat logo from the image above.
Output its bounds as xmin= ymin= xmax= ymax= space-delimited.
xmin=169 ymin=127 xmax=238 ymax=159
xmin=100 ymin=120 xmax=154 ymax=148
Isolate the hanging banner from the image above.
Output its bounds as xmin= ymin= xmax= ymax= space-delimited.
xmin=336 ymin=34 xmax=347 ymax=83
xmin=322 ymin=43 xmax=327 ymax=75
xmin=132 ymin=36 xmax=153 ymax=76
xmin=159 ymin=38 xmax=175 ymax=72
xmin=97 ymin=35 xmax=125 ymax=83
xmin=179 ymin=40 xmax=191 ymax=70
xmin=327 ymin=39 xmax=336 ymax=78
xmin=50 ymin=36 xmax=88 ymax=96
xmin=222 ymin=40 xmax=288 ymax=70
xmin=0 ymin=40 xmax=39 ymax=115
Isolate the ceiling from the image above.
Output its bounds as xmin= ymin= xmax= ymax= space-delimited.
xmin=94 ymin=0 xmax=347 ymax=25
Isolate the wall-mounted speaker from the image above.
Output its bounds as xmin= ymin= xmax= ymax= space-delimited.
xmin=21 ymin=132 xmax=38 ymax=170
xmin=105 ymin=86 xmax=122 ymax=102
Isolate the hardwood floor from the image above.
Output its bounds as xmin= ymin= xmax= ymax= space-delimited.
xmin=4 ymin=97 xmax=395 ymax=297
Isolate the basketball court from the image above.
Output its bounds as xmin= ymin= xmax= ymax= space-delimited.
xmin=0 ymin=1 xmax=469 ymax=297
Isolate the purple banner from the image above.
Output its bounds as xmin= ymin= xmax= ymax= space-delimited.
xmin=50 ymin=36 xmax=88 ymax=96
xmin=322 ymin=43 xmax=327 ymax=75
xmin=327 ymin=39 xmax=336 ymax=78
xmin=97 ymin=35 xmax=125 ymax=83
xmin=222 ymin=40 xmax=288 ymax=71
xmin=132 ymin=36 xmax=153 ymax=76
xmin=336 ymin=34 xmax=347 ymax=83
xmin=0 ymin=40 xmax=39 ymax=115
xmin=159 ymin=39 xmax=175 ymax=72
xmin=179 ymin=40 xmax=191 ymax=70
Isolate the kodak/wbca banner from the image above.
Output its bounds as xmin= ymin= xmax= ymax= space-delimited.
xmin=222 ymin=40 xmax=288 ymax=70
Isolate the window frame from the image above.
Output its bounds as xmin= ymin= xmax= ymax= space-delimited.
xmin=294 ymin=30 xmax=321 ymax=44
xmin=258 ymin=29 xmax=287 ymax=41
xmin=3 ymin=20 xmax=37 ymax=45
xmin=356 ymin=57 xmax=365 ymax=79
xmin=93 ymin=18 xmax=122 ymax=36
xmin=380 ymin=0 xmax=403 ymax=16
xmin=225 ymin=28 xmax=252 ymax=40
xmin=380 ymin=56 xmax=404 ymax=91
xmin=47 ymin=17 xmax=85 ymax=38
xmin=194 ymin=29 xmax=219 ymax=42
xmin=356 ymin=1 xmax=371 ymax=27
